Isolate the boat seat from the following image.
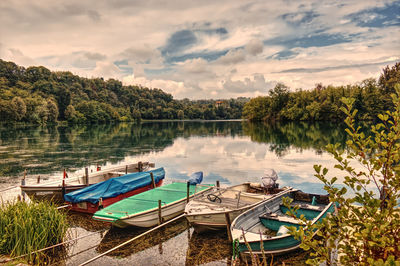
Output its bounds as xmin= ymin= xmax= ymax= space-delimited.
xmin=285 ymin=202 xmax=326 ymax=212
xmin=195 ymin=196 xmax=253 ymax=208
xmin=259 ymin=212 xmax=303 ymax=225
xmin=108 ymin=171 xmax=127 ymax=177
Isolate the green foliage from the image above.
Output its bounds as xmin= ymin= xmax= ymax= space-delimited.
xmin=284 ymin=84 xmax=400 ymax=265
xmin=0 ymin=59 xmax=246 ymax=124
xmin=0 ymin=200 xmax=68 ymax=264
xmin=243 ymin=63 xmax=399 ymax=122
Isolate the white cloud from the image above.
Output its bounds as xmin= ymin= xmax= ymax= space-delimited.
xmin=245 ymin=39 xmax=264 ymax=56
xmin=223 ymin=74 xmax=274 ymax=94
xmin=216 ymin=49 xmax=246 ymax=65
xmin=0 ymin=0 xmax=398 ymax=99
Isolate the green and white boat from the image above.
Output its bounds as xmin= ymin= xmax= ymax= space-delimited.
xmin=231 ymin=189 xmax=334 ymax=254
xmin=93 ymin=177 xmax=213 ymax=228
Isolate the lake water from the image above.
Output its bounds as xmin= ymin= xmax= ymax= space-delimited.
xmin=0 ymin=120 xmax=348 ymax=265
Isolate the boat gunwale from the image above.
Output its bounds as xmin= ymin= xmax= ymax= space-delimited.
xmin=20 ymin=162 xmax=153 ymax=188
xmin=232 ymin=194 xmax=334 ymax=245
xmin=185 ymin=183 xmax=284 ymax=216
xmin=96 ymin=184 xmax=213 ymax=222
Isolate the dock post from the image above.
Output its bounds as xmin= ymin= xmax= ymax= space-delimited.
xmin=158 ymin=200 xmax=162 ymax=225
xmin=186 ymin=182 xmax=190 ymax=203
xmin=37 ymin=175 xmax=40 ymax=184
xmin=21 ymin=169 xmax=26 ymax=201
xmin=138 ymin=161 xmax=143 ymax=172
xmin=225 ymin=213 xmax=233 ymax=242
xmin=125 ymin=165 xmax=128 ymax=174
xmin=85 ymin=167 xmax=89 ymax=186
xmin=216 ymin=180 xmax=220 ymax=188
xmin=99 ymin=198 xmax=103 ymax=210
xmin=150 ymin=172 xmax=156 ymax=188
xmin=62 ymin=169 xmax=66 ymax=197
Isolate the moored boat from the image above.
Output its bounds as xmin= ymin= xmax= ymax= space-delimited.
xmin=231 ymin=189 xmax=334 ymax=255
xmin=185 ymin=182 xmax=288 ymax=233
xmin=20 ymin=162 xmax=154 ymax=201
xmin=93 ymin=172 xmax=213 ymax=228
xmin=64 ymin=167 xmax=165 ymax=213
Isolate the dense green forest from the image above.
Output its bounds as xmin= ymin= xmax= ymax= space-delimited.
xmin=0 ymin=59 xmax=247 ymax=124
xmin=1 ymin=59 xmax=399 ymax=124
xmin=243 ymin=62 xmax=400 ymax=121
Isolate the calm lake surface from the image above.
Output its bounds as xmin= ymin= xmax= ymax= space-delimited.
xmin=0 ymin=120 xmax=348 ymax=265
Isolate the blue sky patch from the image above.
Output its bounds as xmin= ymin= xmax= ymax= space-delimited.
xmin=144 ymin=67 xmax=173 ymax=77
xmin=165 ymin=49 xmax=229 ymax=64
xmin=161 ymin=30 xmax=197 ymax=57
xmin=347 ymin=1 xmax=400 ymax=28
xmin=276 ymin=59 xmax=399 ymax=73
xmin=281 ymin=11 xmax=319 ymax=26
xmin=265 ymin=32 xmax=356 ymax=49
xmin=267 ymin=50 xmax=299 ymax=60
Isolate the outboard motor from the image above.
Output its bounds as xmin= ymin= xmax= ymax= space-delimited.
xmin=261 ymin=168 xmax=279 ymax=189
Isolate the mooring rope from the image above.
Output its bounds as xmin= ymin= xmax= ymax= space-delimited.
xmin=79 ymin=213 xmax=186 ymax=266
xmin=9 ymin=229 xmax=108 ymax=261
xmin=0 ymin=185 xmax=19 ymax=193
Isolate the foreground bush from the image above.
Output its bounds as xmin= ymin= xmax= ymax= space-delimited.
xmin=0 ymin=200 xmax=68 ymax=263
xmin=285 ymin=85 xmax=400 ymax=265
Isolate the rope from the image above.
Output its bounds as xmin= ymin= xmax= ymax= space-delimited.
xmin=79 ymin=213 xmax=186 ymax=266
xmin=0 ymin=185 xmax=19 ymax=193
xmin=9 ymin=229 xmax=107 ymax=261
xmin=232 ymin=238 xmax=240 ymax=260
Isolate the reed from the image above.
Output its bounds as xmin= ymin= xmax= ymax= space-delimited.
xmin=0 ymin=200 xmax=68 ymax=264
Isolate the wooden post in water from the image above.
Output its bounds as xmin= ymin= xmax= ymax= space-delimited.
xmin=158 ymin=200 xmax=162 ymax=225
xmin=186 ymin=182 xmax=190 ymax=203
xmin=216 ymin=180 xmax=220 ymax=188
xmin=85 ymin=167 xmax=89 ymax=186
xmin=62 ymin=169 xmax=66 ymax=197
xmin=138 ymin=161 xmax=143 ymax=172
xmin=21 ymin=169 xmax=26 ymax=200
xmin=225 ymin=213 xmax=233 ymax=242
xmin=37 ymin=175 xmax=40 ymax=184
xmin=150 ymin=172 xmax=156 ymax=188
xmin=125 ymin=165 xmax=128 ymax=174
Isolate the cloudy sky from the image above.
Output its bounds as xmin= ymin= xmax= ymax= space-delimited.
xmin=0 ymin=0 xmax=399 ymax=99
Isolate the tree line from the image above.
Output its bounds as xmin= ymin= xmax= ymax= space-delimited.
xmin=243 ymin=62 xmax=400 ymax=122
xmin=0 ymin=59 xmax=247 ymax=124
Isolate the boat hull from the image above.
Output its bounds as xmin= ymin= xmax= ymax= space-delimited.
xmin=231 ymin=189 xmax=334 ymax=255
xmin=21 ymin=162 xmax=154 ymax=202
xmin=93 ymin=183 xmax=213 ymax=228
xmin=113 ymin=198 xmax=188 ymax=228
xmin=237 ymin=204 xmax=334 ymax=254
xmin=68 ymin=179 xmax=163 ymax=214
xmin=185 ymin=183 xmax=285 ymax=233
xmin=186 ymin=208 xmax=251 ymax=233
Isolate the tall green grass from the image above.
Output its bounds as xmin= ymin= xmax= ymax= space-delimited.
xmin=0 ymin=200 xmax=68 ymax=264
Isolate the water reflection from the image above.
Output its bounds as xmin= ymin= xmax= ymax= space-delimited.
xmin=0 ymin=121 xmax=352 ymax=265
xmin=0 ymin=121 xmax=347 ymax=178
xmin=96 ymin=218 xmax=189 ymax=257
xmin=0 ymin=121 xmax=243 ymax=178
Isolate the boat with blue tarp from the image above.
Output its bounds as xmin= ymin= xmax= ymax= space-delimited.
xmin=64 ymin=167 xmax=165 ymax=213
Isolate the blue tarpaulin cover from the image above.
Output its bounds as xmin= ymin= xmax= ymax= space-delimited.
xmin=64 ymin=167 xmax=165 ymax=204
xmin=188 ymin=171 xmax=203 ymax=185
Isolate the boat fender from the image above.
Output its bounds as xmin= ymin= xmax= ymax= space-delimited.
xmin=277 ymin=225 xmax=289 ymax=236
xmin=311 ymin=196 xmax=317 ymax=206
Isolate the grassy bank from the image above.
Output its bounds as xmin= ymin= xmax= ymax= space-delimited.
xmin=0 ymin=200 xmax=68 ymax=264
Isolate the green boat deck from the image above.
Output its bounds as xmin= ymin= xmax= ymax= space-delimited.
xmin=93 ymin=182 xmax=211 ymax=221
